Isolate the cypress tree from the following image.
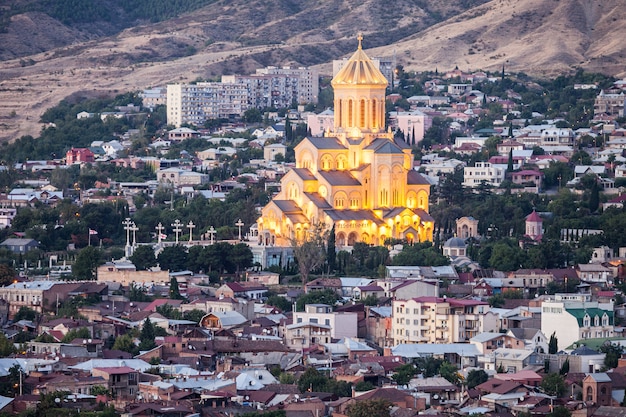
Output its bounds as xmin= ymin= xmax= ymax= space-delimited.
xmin=327 ymin=224 xmax=336 ymax=275
xmin=412 ymin=127 xmax=416 ymax=146
xmin=507 ymin=149 xmax=514 ymax=172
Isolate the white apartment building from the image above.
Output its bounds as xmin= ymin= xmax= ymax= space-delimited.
xmin=463 ymin=162 xmax=505 ymax=188
xmin=392 ymin=297 xmax=496 ymax=345
xmin=292 ymin=303 xmax=358 ymax=339
xmin=254 ymin=66 xmax=319 ymax=105
xmin=540 ymin=128 xmax=575 ymax=146
xmin=541 ymin=294 xmax=614 ymax=351
xmin=156 ymin=168 xmax=209 ymax=187
xmin=166 ymin=82 xmax=249 ymax=127
xmin=392 ymin=110 xmax=433 ymax=143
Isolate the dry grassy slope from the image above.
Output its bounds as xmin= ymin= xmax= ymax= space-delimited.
xmin=0 ymin=0 xmax=625 ymax=143
xmin=370 ymin=0 xmax=626 ymax=76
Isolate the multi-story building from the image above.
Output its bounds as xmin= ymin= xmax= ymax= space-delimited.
xmin=292 ymin=303 xmax=358 ymax=340
xmin=0 ymin=281 xmax=82 ymax=318
xmin=463 ymin=162 xmax=505 ymax=188
xmin=541 ymin=294 xmax=614 ymax=351
xmin=166 ymin=82 xmax=249 ymax=127
xmin=392 ymin=297 xmax=495 ymax=345
xmin=594 ymin=90 xmax=626 ymax=118
xmin=257 ymin=36 xmax=434 ymax=247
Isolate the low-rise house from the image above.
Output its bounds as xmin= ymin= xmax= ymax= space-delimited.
xmin=91 ymin=366 xmax=139 ymax=399
xmin=0 ymin=238 xmax=38 ymax=254
xmin=463 ymin=162 xmax=505 ymax=188
xmin=577 ymin=263 xmax=612 ymax=285
xmin=470 ymin=332 xmax=526 ymax=355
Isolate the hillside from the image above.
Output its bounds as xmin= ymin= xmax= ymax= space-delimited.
xmin=0 ymin=0 xmax=625 ymax=142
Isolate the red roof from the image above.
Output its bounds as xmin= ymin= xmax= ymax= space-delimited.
xmin=525 ymin=211 xmax=542 ymax=222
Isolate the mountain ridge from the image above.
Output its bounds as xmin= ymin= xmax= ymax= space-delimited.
xmin=0 ymin=0 xmax=625 ymax=142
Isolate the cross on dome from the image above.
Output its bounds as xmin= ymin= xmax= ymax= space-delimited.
xmin=357 ymin=32 xmax=363 ymax=49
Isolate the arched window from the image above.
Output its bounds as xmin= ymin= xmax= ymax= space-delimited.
xmin=583 ymin=314 xmax=590 ymax=327
xmin=359 ymin=99 xmax=366 ymax=128
xmin=602 ymin=314 xmax=609 ymax=326
xmin=594 ymin=315 xmax=599 ymax=327
xmin=348 ymin=99 xmax=353 ymax=127
xmin=586 ymin=387 xmax=593 ymax=401
xmin=372 ymin=99 xmax=378 ymax=128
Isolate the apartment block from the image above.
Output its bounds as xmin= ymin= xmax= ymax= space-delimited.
xmin=167 ymin=82 xmax=249 ymax=127
xmin=463 ymin=162 xmax=505 ymax=188
xmin=392 ymin=297 xmax=496 ymax=345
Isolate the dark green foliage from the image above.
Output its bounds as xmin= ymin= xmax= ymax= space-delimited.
xmin=265 ymin=294 xmax=293 ymax=312
xmin=327 ymin=224 xmax=336 ymax=274
xmin=354 ymin=381 xmax=376 ymax=391
xmin=541 ymin=373 xmax=566 ymax=397
xmin=295 ymin=289 xmax=340 ymax=312
xmin=129 ymin=245 xmax=157 ymax=271
xmin=61 ymin=327 xmax=91 ymax=343
xmin=392 ymin=363 xmax=417 ymax=385
xmin=439 ymin=361 xmax=460 ymax=384
xmin=128 ymin=283 xmax=153 ymax=302
xmin=414 ymin=356 xmax=444 ymax=378
xmin=169 ymin=277 xmax=184 ymax=300
xmin=183 ymin=309 xmax=206 ymax=323
xmin=391 ymin=242 xmax=449 ymax=266
xmin=347 ymin=399 xmax=393 ymax=417
xmin=296 ymin=367 xmax=351 ymax=396
xmin=0 ymin=264 xmax=16 ymax=286
xmin=139 ymin=317 xmax=157 ymax=351
xmin=156 ymin=304 xmax=182 ymax=319
xmin=72 ymin=246 xmax=103 ymax=280
xmin=549 ymin=332 xmax=558 ymax=354
xmin=13 ymin=306 xmax=37 ymax=321
xmin=547 ymin=406 xmax=572 ymax=417
xmin=599 ymin=343 xmax=623 ymax=369
xmin=0 ymin=333 xmax=16 ymax=357
xmin=466 ymin=369 xmax=489 ymax=389
xmin=559 ymin=359 xmax=569 ymax=375
xmin=157 ymin=245 xmax=188 ymax=272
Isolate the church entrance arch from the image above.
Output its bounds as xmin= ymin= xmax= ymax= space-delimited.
xmin=337 ymin=232 xmax=346 ymax=247
xmin=348 ymin=232 xmax=358 ymax=245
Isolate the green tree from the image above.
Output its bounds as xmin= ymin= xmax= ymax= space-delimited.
xmin=548 ymin=332 xmax=558 ymax=354
xmin=439 ymin=361 xmax=460 ymax=384
xmin=183 ymin=309 xmax=206 ymax=323
xmin=541 ymin=373 xmax=566 ymax=397
xmin=139 ymin=317 xmax=157 ymax=351
xmin=466 ymin=369 xmax=489 ymax=389
xmin=266 ymin=294 xmax=293 ymax=312
xmin=391 ymin=242 xmax=449 ymax=267
xmin=72 ymin=246 xmax=103 ymax=280
xmin=129 ymin=245 xmax=157 ymax=271
xmin=128 ymin=283 xmax=152 ymax=302
xmin=599 ymin=343 xmax=623 ymax=369
xmin=0 ymin=264 xmax=16 ymax=286
xmin=0 ymin=333 xmax=16 ymax=357
xmin=61 ymin=327 xmax=91 ymax=343
xmin=327 ymin=224 xmax=336 ymax=274
xmin=559 ymin=358 xmax=570 ymax=375
xmin=347 ymin=399 xmax=393 ymax=417
xmin=392 ymin=363 xmax=417 ymax=385
xmin=13 ymin=306 xmax=37 ymax=321
xmin=488 ymin=293 xmax=505 ymax=308
xmin=295 ymin=289 xmax=340 ymax=311
xmin=354 ymin=381 xmax=375 ymax=391
xmin=156 ymin=303 xmax=182 ymax=319
xmin=112 ymin=334 xmax=138 ymax=355
xmin=169 ymin=277 xmax=183 ymax=300
xmin=297 ymin=367 xmax=328 ymax=393
xmin=157 ymin=245 xmax=188 ymax=271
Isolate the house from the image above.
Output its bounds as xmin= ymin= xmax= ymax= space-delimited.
xmin=463 ymin=162 xmax=505 ymax=188
xmin=492 ymin=348 xmax=543 ymax=373
xmin=264 ymin=143 xmax=287 ymax=162
xmin=0 ymin=238 xmax=38 ymax=254
xmin=66 ymin=148 xmax=95 ymax=165
xmin=511 ymin=170 xmax=543 ymax=191
xmin=577 ymin=263 xmax=612 ymax=285
xmin=290 ymin=303 xmax=358 ymax=340
xmin=168 ymin=127 xmax=200 ymax=141
xmin=583 ymin=373 xmax=614 ymax=406
xmin=215 ymin=282 xmax=268 ymax=301
xmin=91 ymin=366 xmax=138 ymax=399
xmin=470 ymin=332 xmax=525 ymax=355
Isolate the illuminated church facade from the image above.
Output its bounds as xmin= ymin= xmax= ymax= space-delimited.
xmin=257 ymin=35 xmax=434 ymax=248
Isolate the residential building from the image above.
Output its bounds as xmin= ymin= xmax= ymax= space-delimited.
xmin=156 ymin=168 xmax=209 ymax=187
xmin=511 ymin=170 xmax=543 ymax=191
xmin=541 ymin=294 xmax=614 ymax=350
xmin=91 ymin=367 xmax=138 ymax=399
xmin=140 ymin=87 xmax=167 ymax=110
xmin=66 ymin=148 xmax=95 ymax=165
xmin=392 ymin=110 xmax=432 ymax=143
xmin=463 ymin=162 xmax=505 ymax=188
xmin=166 ymin=82 xmax=249 ymax=127
xmin=0 ymin=238 xmax=38 ymax=253
xmin=257 ymin=35 xmax=434 ymax=247
xmin=0 ymin=281 xmax=83 ymax=318
xmin=594 ymin=90 xmax=626 ymax=118
xmin=576 ymin=263 xmax=612 ymax=285
xmin=391 ymin=297 xmax=495 ymax=345
xmin=291 ymin=303 xmax=358 ymax=340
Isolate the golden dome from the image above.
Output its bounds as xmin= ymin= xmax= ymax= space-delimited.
xmin=331 ymin=34 xmax=388 ymax=87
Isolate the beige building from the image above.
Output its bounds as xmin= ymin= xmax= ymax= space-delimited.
xmin=0 ymin=281 xmax=83 ymax=318
xmin=392 ymin=297 xmax=496 ymax=345
xmin=96 ymin=260 xmax=170 ymax=287
xmin=257 ymin=35 xmax=434 ymax=247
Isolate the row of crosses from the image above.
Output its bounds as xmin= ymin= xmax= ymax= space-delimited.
xmin=123 ymin=218 xmax=246 ymax=246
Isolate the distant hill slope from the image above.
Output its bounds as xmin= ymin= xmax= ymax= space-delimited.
xmin=0 ymin=0 xmax=625 ymax=142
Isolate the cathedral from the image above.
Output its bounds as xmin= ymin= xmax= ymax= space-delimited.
xmin=257 ymin=35 xmax=434 ymax=248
